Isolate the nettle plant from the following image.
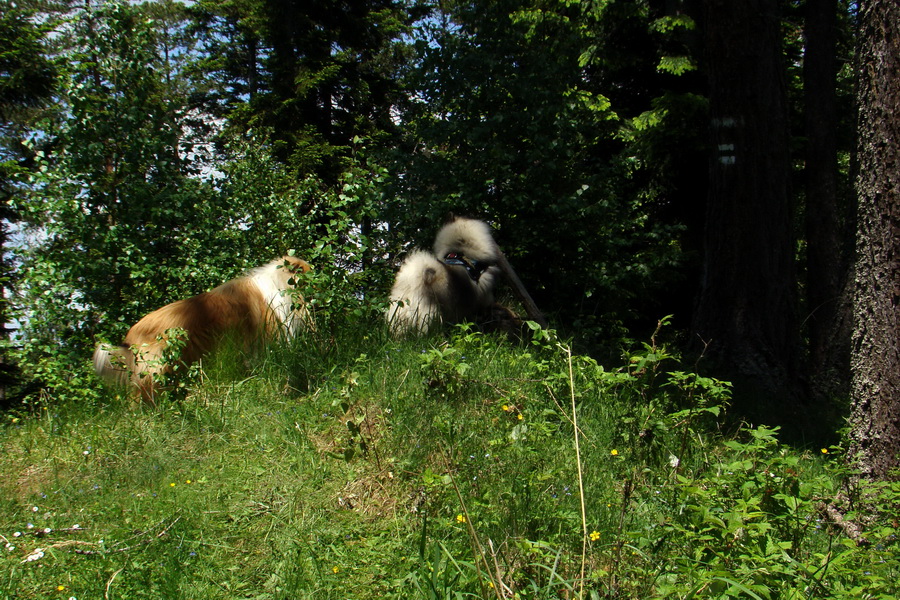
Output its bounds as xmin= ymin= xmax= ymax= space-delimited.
xmin=141 ymin=327 xmax=199 ymax=404
xmin=399 ymin=320 xmax=745 ymax=597
xmin=640 ymin=426 xmax=823 ymax=598
xmin=399 ymin=320 xmax=898 ymax=599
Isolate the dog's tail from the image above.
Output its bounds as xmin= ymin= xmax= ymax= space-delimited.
xmin=433 ymin=217 xmax=499 ymax=264
xmin=93 ymin=343 xmax=131 ymax=386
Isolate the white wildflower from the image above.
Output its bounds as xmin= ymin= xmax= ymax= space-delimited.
xmin=23 ymin=548 xmax=45 ymax=563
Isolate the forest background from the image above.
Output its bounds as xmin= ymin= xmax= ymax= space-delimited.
xmin=3 ymin=0 xmax=900 ymax=597
xmin=3 ymin=0 xmax=869 ymax=445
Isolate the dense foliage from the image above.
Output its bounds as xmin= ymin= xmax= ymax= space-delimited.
xmin=3 ymin=1 xmax=899 ymax=595
xmin=3 ymin=0 xmax=861 ymax=410
xmin=389 ymin=1 xmax=703 ymax=330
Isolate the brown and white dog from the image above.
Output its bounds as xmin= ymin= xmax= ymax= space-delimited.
xmin=387 ymin=217 xmax=501 ymax=336
xmin=93 ymin=255 xmax=312 ymax=401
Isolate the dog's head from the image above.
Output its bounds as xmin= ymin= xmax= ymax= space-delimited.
xmin=280 ymin=255 xmax=313 ymax=275
xmin=433 ymin=217 xmax=499 ymax=264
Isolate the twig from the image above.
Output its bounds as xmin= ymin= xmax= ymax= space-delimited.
xmin=75 ymin=516 xmax=182 ymax=555
xmin=105 ymin=567 xmax=124 ymax=600
xmin=544 ymin=383 xmax=592 ymax=444
xmin=487 ymin=539 xmax=516 ymax=598
xmin=49 ymin=540 xmax=97 ymax=550
xmin=819 ymin=501 xmax=869 ymax=546
xmin=495 ymin=249 xmax=548 ymax=328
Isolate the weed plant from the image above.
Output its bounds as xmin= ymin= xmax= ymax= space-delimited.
xmin=1 ymin=319 xmax=898 ymax=599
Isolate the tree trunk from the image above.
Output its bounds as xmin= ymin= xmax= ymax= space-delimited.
xmin=693 ymin=0 xmax=799 ymax=398
xmin=0 ymin=221 xmax=12 ymax=405
xmin=848 ymin=0 xmax=900 ymax=481
xmin=804 ymin=0 xmax=852 ymax=399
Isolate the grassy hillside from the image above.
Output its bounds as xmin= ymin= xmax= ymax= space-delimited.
xmin=1 ymin=320 xmax=897 ymax=599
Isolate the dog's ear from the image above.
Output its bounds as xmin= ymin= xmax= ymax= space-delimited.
xmin=282 ymin=256 xmax=312 ymax=274
xmin=443 ymin=212 xmax=458 ymax=224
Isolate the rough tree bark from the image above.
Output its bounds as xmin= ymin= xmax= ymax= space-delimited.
xmin=693 ymin=0 xmax=799 ymax=398
xmin=848 ymin=0 xmax=900 ymax=481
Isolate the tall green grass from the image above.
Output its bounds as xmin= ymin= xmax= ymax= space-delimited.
xmin=2 ymin=319 xmax=898 ymax=599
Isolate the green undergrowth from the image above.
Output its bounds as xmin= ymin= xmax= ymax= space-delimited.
xmin=1 ymin=319 xmax=898 ymax=599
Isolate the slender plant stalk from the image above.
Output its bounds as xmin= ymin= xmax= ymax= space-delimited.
xmin=562 ymin=343 xmax=589 ymax=598
xmin=442 ymin=448 xmax=504 ymax=600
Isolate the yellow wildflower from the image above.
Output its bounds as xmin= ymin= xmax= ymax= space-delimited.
xmin=590 ymin=531 xmax=600 ymax=542
xmin=610 ymin=449 xmax=619 ymax=456
xmin=456 ymin=514 xmax=467 ymax=523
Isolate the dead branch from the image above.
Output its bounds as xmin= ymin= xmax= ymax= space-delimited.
xmin=495 ymin=249 xmax=548 ymax=329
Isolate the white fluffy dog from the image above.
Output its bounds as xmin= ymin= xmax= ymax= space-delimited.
xmin=387 ymin=217 xmax=501 ymax=335
xmin=93 ymin=256 xmax=312 ymax=401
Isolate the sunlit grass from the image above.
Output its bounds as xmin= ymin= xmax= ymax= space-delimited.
xmin=1 ymin=320 xmax=896 ymax=599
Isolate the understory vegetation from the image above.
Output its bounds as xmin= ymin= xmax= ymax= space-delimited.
xmin=2 ymin=319 xmax=897 ymax=599
xmin=4 ymin=1 xmax=900 ymax=597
